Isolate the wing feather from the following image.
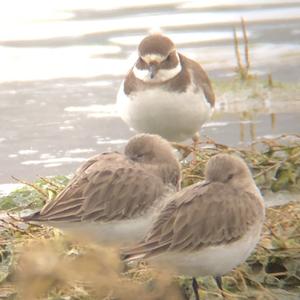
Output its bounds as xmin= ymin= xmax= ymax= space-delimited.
xmin=123 ymin=181 xmax=264 ymax=259
xmin=25 ymin=152 xmax=169 ymax=223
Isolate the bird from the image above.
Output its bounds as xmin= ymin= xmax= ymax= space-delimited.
xmin=122 ymin=154 xmax=265 ymax=300
xmin=22 ymin=134 xmax=181 ymax=246
xmin=116 ymin=33 xmax=215 ymax=143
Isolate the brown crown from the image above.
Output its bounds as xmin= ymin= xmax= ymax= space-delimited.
xmin=138 ymin=34 xmax=175 ymax=57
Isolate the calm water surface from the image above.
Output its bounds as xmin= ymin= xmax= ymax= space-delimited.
xmin=0 ymin=0 xmax=300 ymax=184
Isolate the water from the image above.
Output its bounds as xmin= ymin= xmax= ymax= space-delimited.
xmin=0 ymin=0 xmax=300 ymax=184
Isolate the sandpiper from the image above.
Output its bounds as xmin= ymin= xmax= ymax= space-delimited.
xmin=23 ymin=134 xmax=181 ymax=246
xmin=122 ymin=154 xmax=265 ymax=299
xmin=116 ymin=33 xmax=215 ymax=142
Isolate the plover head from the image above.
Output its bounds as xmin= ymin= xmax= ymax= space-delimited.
xmin=205 ymin=154 xmax=253 ymax=188
xmin=133 ymin=34 xmax=182 ymax=83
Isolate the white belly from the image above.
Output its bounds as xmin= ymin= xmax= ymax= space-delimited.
xmin=45 ymin=214 xmax=154 ymax=247
xmin=148 ymin=223 xmax=263 ymax=277
xmin=116 ymin=83 xmax=212 ymax=142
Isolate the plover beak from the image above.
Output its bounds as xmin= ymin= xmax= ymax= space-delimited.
xmin=149 ymin=64 xmax=159 ymax=79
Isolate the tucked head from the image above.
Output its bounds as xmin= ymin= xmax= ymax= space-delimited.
xmin=205 ymin=154 xmax=253 ymax=186
xmin=134 ymin=34 xmax=181 ymax=83
xmin=125 ymin=134 xmax=180 ymax=186
xmin=125 ymin=134 xmax=177 ymax=165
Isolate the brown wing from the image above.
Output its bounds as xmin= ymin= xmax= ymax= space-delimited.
xmin=25 ymin=152 xmax=167 ymax=222
xmin=179 ymin=54 xmax=215 ymax=107
xmin=123 ymin=181 xmax=264 ymax=259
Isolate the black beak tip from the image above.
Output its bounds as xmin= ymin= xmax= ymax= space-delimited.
xmin=149 ymin=65 xmax=157 ymax=79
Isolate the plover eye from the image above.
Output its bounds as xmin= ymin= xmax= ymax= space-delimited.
xmin=137 ymin=57 xmax=146 ymax=67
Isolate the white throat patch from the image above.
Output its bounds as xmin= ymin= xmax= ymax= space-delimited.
xmin=133 ymin=54 xmax=182 ymax=83
xmin=142 ymin=54 xmax=164 ymax=64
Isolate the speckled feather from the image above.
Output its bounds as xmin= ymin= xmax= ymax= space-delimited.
xmin=24 ymin=135 xmax=181 ymax=223
xmin=122 ymin=155 xmax=265 ymax=259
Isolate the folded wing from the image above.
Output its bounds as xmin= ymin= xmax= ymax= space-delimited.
xmin=123 ymin=181 xmax=264 ymax=259
xmin=24 ymin=153 xmax=166 ymax=222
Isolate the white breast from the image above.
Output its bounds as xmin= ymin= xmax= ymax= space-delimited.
xmin=116 ymin=82 xmax=212 ymax=142
xmin=147 ymin=222 xmax=263 ymax=277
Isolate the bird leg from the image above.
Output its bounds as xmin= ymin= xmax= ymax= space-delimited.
xmin=192 ymin=132 xmax=200 ymax=148
xmin=191 ymin=132 xmax=200 ymax=163
xmin=192 ymin=277 xmax=200 ymax=300
xmin=215 ymin=276 xmax=222 ymax=290
xmin=214 ymin=276 xmax=226 ymax=298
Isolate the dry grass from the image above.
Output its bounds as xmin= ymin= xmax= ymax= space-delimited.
xmin=0 ymin=135 xmax=300 ymax=299
xmin=0 ymin=202 xmax=299 ymax=299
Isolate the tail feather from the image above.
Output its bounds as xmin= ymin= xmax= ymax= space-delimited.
xmin=121 ymin=252 xmax=146 ymax=262
xmin=121 ymin=240 xmax=169 ymax=262
xmin=22 ymin=211 xmax=42 ymax=222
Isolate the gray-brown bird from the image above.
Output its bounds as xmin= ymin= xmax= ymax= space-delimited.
xmin=122 ymin=154 xmax=265 ymax=299
xmin=23 ymin=134 xmax=181 ymax=246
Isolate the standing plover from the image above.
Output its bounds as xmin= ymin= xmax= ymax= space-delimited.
xmin=122 ymin=154 xmax=265 ymax=299
xmin=117 ymin=33 xmax=215 ymax=142
xmin=23 ymin=134 xmax=181 ymax=246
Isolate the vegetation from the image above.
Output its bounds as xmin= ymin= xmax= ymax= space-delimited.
xmin=0 ymin=135 xmax=299 ymax=300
